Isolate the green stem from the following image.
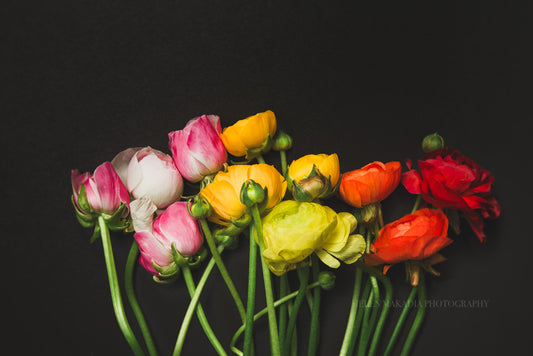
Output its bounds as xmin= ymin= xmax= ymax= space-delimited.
xmin=400 ymin=272 xmax=427 ymax=356
xmin=172 ymin=256 xmax=217 ymax=356
xmin=278 ymin=274 xmax=290 ymax=347
xmin=357 ymin=281 xmax=379 ymax=356
xmin=252 ymin=204 xmax=281 ymax=356
xmin=199 ymin=218 xmax=247 ymax=323
xmin=307 ymin=255 xmax=321 ymax=356
xmin=97 ymin=217 xmax=145 ymax=356
xmin=256 ymin=154 xmax=266 ymax=164
xmin=339 ymin=266 xmax=363 ymax=356
xmin=347 ymin=281 xmax=372 ymax=355
xmin=280 ymin=150 xmax=288 ymax=178
xmin=231 ymin=282 xmax=321 ymax=355
xmin=282 ymin=266 xmax=309 ymax=356
xmin=243 ymin=224 xmax=258 ymax=356
xmin=125 ymin=241 xmax=158 ymax=356
xmin=182 ymin=262 xmax=227 ymax=356
xmin=411 ymin=195 xmax=423 ymax=214
xmin=384 ymin=285 xmax=419 ymax=356
xmin=367 ymin=269 xmax=394 ymax=356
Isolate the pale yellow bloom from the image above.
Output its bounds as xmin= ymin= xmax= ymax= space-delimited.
xmin=288 ymin=153 xmax=340 ymax=187
xmin=260 ymin=200 xmax=366 ymax=275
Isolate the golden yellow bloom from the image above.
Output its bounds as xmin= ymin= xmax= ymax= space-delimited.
xmin=200 ymin=164 xmax=287 ymax=225
xmin=259 ymin=200 xmax=366 ymax=276
xmin=220 ymin=110 xmax=277 ymax=157
xmin=288 ymin=153 xmax=340 ymax=201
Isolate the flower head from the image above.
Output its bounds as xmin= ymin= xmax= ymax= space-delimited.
xmin=364 ymin=208 xmax=452 ymax=269
xmin=220 ymin=110 xmax=277 ymax=158
xmin=71 ymin=161 xmax=130 ymax=216
xmin=260 ymin=200 xmax=366 ymax=276
xmin=200 ymin=164 xmax=286 ymax=225
xmin=126 ymin=147 xmax=183 ymax=209
xmin=288 ymin=153 xmax=340 ymax=201
xmin=168 ymin=114 xmax=227 ymax=183
xmin=402 ymin=148 xmax=501 ymax=242
xmin=134 ymin=201 xmax=203 ymax=278
xmin=340 ymin=161 xmax=401 ymax=208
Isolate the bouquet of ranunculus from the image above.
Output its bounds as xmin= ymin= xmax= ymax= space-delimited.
xmin=71 ymin=112 xmax=500 ymax=355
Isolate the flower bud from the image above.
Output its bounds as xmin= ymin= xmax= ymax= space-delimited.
xmin=318 ymin=271 xmax=336 ymax=290
xmin=421 ymin=132 xmax=445 ymax=153
xmin=188 ymin=196 xmax=212 ymax=219
xmin=240 ymin=179 xmax=266 ymax=207
xmin=272 ymin=130 xmax=293 ymax=151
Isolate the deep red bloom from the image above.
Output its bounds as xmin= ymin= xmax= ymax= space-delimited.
xmin=364 ymin=208 xmax=452 ymax=267
xmin=402 ymin=148 xmax=500 ymax=242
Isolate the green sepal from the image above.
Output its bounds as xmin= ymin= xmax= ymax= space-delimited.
xmin=76 ymin=184 xmax=94 ymax=214
xmin=245 ymin=134 xmax=273 ymax=160
xmin=307 ymin=164 xmax=320 ymax=178
xmin=171 ymin=243 xmax=188 ymax=268
xmin=230 ymin=158 xmax=253 ymax=165
xmin=320 ymin=173 xmax=342 ymax=199
xmin=89 ymin=224 xmax=101 ymax=244
xmin=186 ymin=246 xmax=209 ymax=269
xmin=214 ymin=234 xmax=239 ymax=250
xmin=153 ymin=271 xmax=180 ymax=284
xmin=152 ymin=260 xmax=180 ymax=279
xmin=72 ymin=196 xmax=96 ymax=227
xmin=292 ymin=180 xmax=314 ymax=202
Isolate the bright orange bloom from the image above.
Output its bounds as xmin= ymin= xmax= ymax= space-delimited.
xmin=339 ymin=161 xmax=401 ymax=208
xmin=364 ymin=208 xmax=452 ymax=267
xmin=200 ymin=164 xmax=287 ymax=225
xmin=220 ymin=110 xmax=277 ymax=157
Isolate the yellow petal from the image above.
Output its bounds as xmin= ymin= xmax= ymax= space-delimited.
xmin=327 ymin=234 xmax=366 ymax=264
xmin=315 ymin=249 xmax=341 ymax=268
xmin=220 ymin=125 xmax=247 ymax=157
xmin=318 ymin=153 xmax=340 ymax=186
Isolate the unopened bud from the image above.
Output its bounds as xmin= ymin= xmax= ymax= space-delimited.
xmin=318 ymin=271 xmax=336 ymax=290
xmin=240 ymin=179 xmax=266 ymax=207
xmin=188 ymin=196 xmax=212 ymax=219
xmin=361 ymin=203 xmax=379 ymax=224
xmin=272 ymin=130 xmax=293 ymax=151
xmin=422 ymin=132 xmax=445 ymax=153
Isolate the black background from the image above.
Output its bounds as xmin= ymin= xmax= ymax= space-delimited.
xmin=4 ymin=1 xmax=532 ymax=355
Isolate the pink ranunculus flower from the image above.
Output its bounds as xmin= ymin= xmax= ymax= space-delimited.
xmin=127 ymin=147 xmax=183 ymax=209
xmin=168 ymin=114 xmax=227 ymax=183
xmin=71 ymin=161 xmax=130 ymax=215
xmin=134 ymin=201 xmax=204 ymax=276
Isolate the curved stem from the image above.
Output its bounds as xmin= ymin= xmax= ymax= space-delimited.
xmin=243 ymin=224 xmax=258 ymax=356
xmin=384 ymin=285 xmax=419 ymax=356
xmin=400 ymin=272 xmax=427 ymax=356
xmin=367 ymin=267 xmax=394 ymax=356
xmin=347 ymin=281 xmax=371 ymax=355
xmin=307 ymin=255 xmax=321 ymax=356
xmin=339 ymin=266 xmax=363 ymax=356
xmin=282 ymin=266 xmax=309 ymax=356
xmin=182 ymin=262 xmax=227 ymax=356
xmin=411 ymin=195 xmax=423 ymax=214
xmin=172 ymin=256 xmax=217 ymax=356
xmin=199 ymin=218 xmax=247 ymax=323
xmin=97 ymin=216 xmax=145 ymax=356
xmin=125 ymin=241 xmax=158 ymax=356
xmin=231 ymin=282 xmax=321 ymax=355
xmin=252 ymin=204 xmax=281 ymax=356
xmin=357 ymin=283 xmax=378 ymax=356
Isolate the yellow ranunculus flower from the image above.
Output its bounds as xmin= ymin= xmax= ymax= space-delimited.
xmin=220 ymin=110 xmax=277 ymax=157
xmin=288 ymin=153 xmax=340 ymax=201
xmin=200 ymin=164 xmax=287 ymax=225
xmin=259 ymin=200 xmax=366 ymax=276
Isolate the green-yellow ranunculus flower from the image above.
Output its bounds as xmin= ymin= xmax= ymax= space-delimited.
xmin=259 ymin=200 xmax=366 ymax=276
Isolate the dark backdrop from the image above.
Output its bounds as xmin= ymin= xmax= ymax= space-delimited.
xmin=4 ymin=1 xmax=532 ymax=355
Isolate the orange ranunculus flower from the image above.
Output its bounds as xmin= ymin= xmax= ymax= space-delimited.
xmin=364 ymin=208 xmax=452 ymax=268
xmin=339 ymin=161 xmax=401 ymax=208
xmin=220 ymin=110 xmax=277 ymax=158
xmin=200 ymin=164 xmax=287 ymax=225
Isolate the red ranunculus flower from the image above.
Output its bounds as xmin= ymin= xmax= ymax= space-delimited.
xmin=402 ymin=148 xmax=500 ymax=242
xmin=364 ymin=208 xmax=452 ymax=268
